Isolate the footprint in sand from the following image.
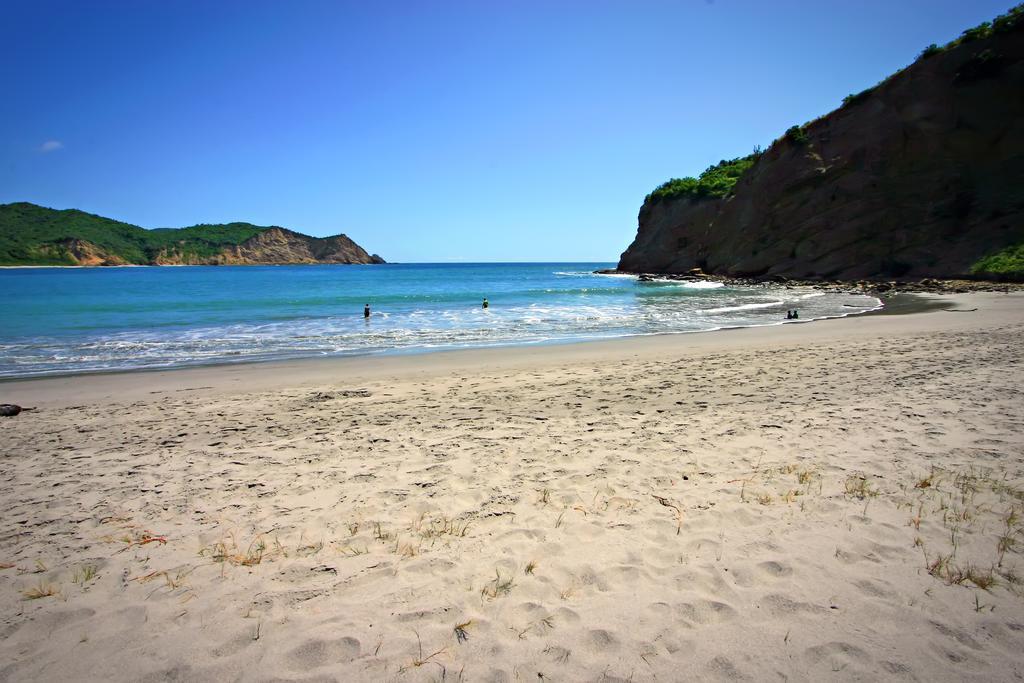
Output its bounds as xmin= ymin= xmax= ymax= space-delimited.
xmin=803 ymin=641 xmax=872 ymax=669
xmin=756 ymin=560 xmax=793 ymax=578
xmin=586 ymin=628 xmax=620 ymax=651
xmin=286 ymin=636 xmax=361 ymax=669
xmin=674 ymin=600 xmax=738 ymax=626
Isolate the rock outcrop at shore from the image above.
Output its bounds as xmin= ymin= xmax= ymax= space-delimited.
xmin=0 ymin=202 xmax=386 ymax=266
xmin=618 ymin=21 xmax=1024 ymax=280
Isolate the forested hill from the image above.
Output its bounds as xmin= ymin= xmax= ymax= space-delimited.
xmin=0 ymin=202 xmax=385 ymax=266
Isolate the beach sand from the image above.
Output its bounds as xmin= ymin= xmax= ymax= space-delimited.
xmin=2 ymin=292 xmax=1024 ymax=681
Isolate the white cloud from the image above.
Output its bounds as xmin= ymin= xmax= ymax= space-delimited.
xmin=39 ymin=140 xmax=63 ymax=153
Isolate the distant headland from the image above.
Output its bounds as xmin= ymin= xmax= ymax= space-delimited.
xmin=618 ymin=4 xmax=1024 ymax=281
xmin=0 ymin=202 xmax=385 ymax=266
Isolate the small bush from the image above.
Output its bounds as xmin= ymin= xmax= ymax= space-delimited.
xmin=970 ymin=242 xmax=1024 ymax=277
xmin=784 ymin=125 xmax=809 ymax=145
xmin=842 ymin=88 xmax=874 ymax=107
xmin=919 ymin=43 xmax=943 ymax=59
xmin=961 ymin=21 xmax=993 ymax=42
xmin=993 ymin=4 xmax=1024 ymax=33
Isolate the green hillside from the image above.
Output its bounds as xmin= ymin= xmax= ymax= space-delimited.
xmin=0 ymin=202 xmax=270 ymax=265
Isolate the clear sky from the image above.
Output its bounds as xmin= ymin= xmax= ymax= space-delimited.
xmin=0 ymin=0 xmax=1013 ymax=262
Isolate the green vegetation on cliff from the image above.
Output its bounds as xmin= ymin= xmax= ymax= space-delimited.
xmin=646 ymin=154 xmax=758 ymax=203
xmin=645 ymin=4 xmax=1024 ymax=208
xmin=845 ymin=3 xmax=1024 ymax=106
xmin=971 ymin=243 xmax=1024 ymax=277
xmin=946 ymin=3 xmax=1023 ymax=48
xmin=838 ymin=4 xmax=1023 ymax=110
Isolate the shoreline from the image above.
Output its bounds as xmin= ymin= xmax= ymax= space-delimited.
xmin=1 ymin=287 xmax=930 ymax=387
xmin=0 ymin=295 xmax=883 ymax=385
xmin=0 ymin=286 xmax=884 ymax=387
xmin=2 ymin=291 xmax=1008 ymax=409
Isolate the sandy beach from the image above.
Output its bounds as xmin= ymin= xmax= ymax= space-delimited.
xmin=2 ymin=292 xmax=1024 ymax=681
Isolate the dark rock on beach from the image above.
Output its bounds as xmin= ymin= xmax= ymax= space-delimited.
xmin=0 ymin=404 xmax=34 ymax=417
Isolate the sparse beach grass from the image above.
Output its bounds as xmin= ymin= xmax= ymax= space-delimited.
xmin=22 ymin=582 xmax=60 ymax=600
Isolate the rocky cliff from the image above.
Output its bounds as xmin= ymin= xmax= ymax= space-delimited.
xmin=618 ymin=16 xmax=1024 ymax=280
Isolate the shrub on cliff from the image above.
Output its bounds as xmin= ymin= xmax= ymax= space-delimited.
xmin=647 ymin=155 xmax=757 ymax=203
xmin=914 ymin=6 xmax=1021 ymax=62
xmin=993 ymin=3 xmax=1024 ymax=33
xmin=948 ymin=4 xmax=1023 ymax=48
xmin=842 ymin=88 xmax=875 ymax=107
xmin=960 ymin=21 xmax=993 ymax=43
xmin=784 ymin=125 xmax=809 ymax=144
xmin=971 ymin=243 xmax=1024 ymax=277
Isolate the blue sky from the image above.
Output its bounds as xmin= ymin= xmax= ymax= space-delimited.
xmin=0 ymin=0 xmax=1012 ymax=262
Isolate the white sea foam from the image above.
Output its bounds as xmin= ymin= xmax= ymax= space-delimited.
xmin=571 ymin=271 xmax=637 ymax=278
xmin=701 ymin=300 xmax=784 ymax=314
xmin=674 ymin=280 xmax=724 ymax=289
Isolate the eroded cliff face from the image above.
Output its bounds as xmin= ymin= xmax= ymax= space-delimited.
xmin=618 ymin=28 xmax=1024 ymax=280
xmin=35 ymin=239 xmax=128 ymax=266
xmin=153 ymin=228 xmax=386 ymax=266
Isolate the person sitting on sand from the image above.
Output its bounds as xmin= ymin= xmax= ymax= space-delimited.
xmin=482 ymin=298 xmax=489 ymax=309
xmin=792 ymin=309 xmax=799 ymax=319
xmin=364 ymin=304 xmax=371 ymax=318
xmin=786 ymin=310 xmax=793 ymax=320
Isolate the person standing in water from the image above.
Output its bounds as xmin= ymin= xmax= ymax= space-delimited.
xmin=482 ymin=298 xmax=489 ymax=309
xmin=364 ymin=303 xmax=371 ymax=319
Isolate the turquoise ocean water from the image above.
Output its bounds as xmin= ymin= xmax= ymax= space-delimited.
xmin=0 ymin=263 xmax=880 ymax=378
